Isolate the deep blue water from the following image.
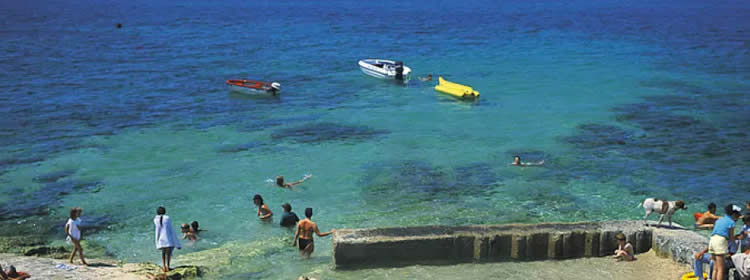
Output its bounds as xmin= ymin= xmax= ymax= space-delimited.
xmin=1 ymin=0 xmax=748 ymax=278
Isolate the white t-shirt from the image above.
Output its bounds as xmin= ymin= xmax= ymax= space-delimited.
xmin=66 ymin=218 xmax=81 ymax=242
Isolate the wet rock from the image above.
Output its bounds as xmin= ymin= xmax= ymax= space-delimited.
xmin=23 ymin=245 xmax=67 ymax=257
xmin=215 ymin=141 xmax=265 ymax=153
xmin=0 ymin=180 xmax=102 ymax=221
xmin=33 ymin=169 xmax=76 ymax=183
xmin=124 ymin=263 xmax=202 ymax=280
xmin=271 ymin=122 xmax=388 ymax=143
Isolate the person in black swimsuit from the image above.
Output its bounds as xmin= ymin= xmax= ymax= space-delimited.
xmin=292 ymin=208 xmax=334 ymax=257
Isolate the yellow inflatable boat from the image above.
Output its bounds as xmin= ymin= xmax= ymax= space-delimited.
xmin=434 ymin=77 xmax=479 ymax=99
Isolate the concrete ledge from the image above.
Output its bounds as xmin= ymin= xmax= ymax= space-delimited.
xmin=333 ymin=220 xmax=708 ymax=269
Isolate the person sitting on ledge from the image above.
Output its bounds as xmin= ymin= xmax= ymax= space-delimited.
xmin=1 ymin=265 xmax=30 ymax=280
xmin=696 ymin=202 xmax=721 ymax=229
xmin=276 ymin=174 xmax=312 ymax=189
xmin=511 ymin=155 xmax=544 ymax=167
xmin=613 ymin=232 xmax=635 ymax=261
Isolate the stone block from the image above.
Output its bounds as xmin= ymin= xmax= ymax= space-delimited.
xmin=511 ymin=235 xmax=527 ymax=260
xmin=489 ymin=234 xmax=512 ymax=260
xmin=527 ymin=232 xmax=550 ymax=260
xmin=563 ymin=231 xmax=586 ymax=259
xmin=548 ymin=233 xmax=564 ymax=259
xmin=584 ymin=231 xmax=600 ymax=257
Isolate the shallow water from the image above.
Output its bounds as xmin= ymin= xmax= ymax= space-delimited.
xmin=1 ymin=0 xmax=748 ymax=278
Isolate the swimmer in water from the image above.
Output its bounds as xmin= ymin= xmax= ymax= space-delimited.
xmin=419 ymin=74 xmax=433 ymax=82
xmin=276 ymin=174 xmax=312 ymax=189
xmin=511 ymin=155 xmax=544 ymax=167
xmin=253 ymin=194 xmax=273 ymax=220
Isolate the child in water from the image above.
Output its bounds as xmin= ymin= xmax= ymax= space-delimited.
xmin=181 ymin=224 xmax=198 ymax=241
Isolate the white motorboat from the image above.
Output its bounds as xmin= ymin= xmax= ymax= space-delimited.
xmin=226 ymin=79 xmax=281 ymax=96
xmin=358 ymin=59 xmax=411 ymax=82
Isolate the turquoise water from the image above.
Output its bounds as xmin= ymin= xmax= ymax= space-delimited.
xmin=1 ymin=0 xmax=748 ymax=278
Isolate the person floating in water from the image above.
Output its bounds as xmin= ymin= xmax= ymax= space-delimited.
xmin=419 ymin=74 xmax=433 ymax=82
xmin=276 ymin=174 xmax=312 ymax=189
xmin=511 ymin=155 xmax=544 ymax=167
xmin=253 ymin=194 xmax=273 ymax=220
xmin=293 ymin=208 xmax=335 ymax=258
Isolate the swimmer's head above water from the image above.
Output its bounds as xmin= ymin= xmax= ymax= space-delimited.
xmin=253 ymin=194 xmax=264 ymax=206
xmin=276 ymin=176 xmax=285 ymax=186
xmin=512 ymin=156 xmax=521 ymax=165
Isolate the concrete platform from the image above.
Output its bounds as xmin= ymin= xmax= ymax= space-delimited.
xmin=332 ymin=220 xmax=706 ymax=269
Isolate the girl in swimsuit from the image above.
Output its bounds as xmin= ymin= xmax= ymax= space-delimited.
xmin=254 ymin=194 xmax=273 ymax=219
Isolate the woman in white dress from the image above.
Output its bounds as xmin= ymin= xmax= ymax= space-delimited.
xmin=154 ymin=206 xmax=181 ymax=272
xmin=64 ymin=207 xmax=87 ymax=266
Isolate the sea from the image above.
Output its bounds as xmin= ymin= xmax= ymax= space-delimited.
xmin=1 ymin=0 xmax=748 ymax=278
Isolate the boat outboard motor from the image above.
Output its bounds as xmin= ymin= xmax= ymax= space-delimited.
xmin=270 ymin=82 xmax=281 ymax=95
xmin=394 ymin=61 xmax=404 ymax=81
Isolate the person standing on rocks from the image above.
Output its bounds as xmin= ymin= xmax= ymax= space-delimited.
xmin=154 ymin=206 xmax=181 ymax=272
xmin=65 ymin=206 xmax=88 ymax=266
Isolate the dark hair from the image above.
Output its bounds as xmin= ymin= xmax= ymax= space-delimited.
xmin=181 ymin=223 xmax=190 ymax=229
xmin=253 ymin=194 xmax=264 ymax=206
xmin=282 ymin=203 xmax=292 ymax=212
xmin=157 ymin=206 xmax=166 ymax=225
xmin=615 ymin=232 xmax=626 ymax=241
xmin=708 ymin=203 xmax=716 ymax=210
xmin=191 ymin=221 xmax=199 ymax=230
xmin=69 ymin=207 xmax=78 ymax=219
xmin=276 ymin=176 xmax=284 ymax=186
xmin=725 ymin=204 xmax=739 ymax=216
xmin=514 ymin=155 xmax=521 ymax=160
xmin=305 ymin=208 xmax=313 ymax=218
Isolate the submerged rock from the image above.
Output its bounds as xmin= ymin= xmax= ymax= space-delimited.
xmin=271 ymin=122 xmax=388 ymax=143
xmin=33 ymin=169 xmax=76 ymax=183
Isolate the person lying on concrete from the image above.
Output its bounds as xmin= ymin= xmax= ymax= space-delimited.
xmin=1 ymin=265 xmax=30 ymax=280
xmin=696 ymin=202 xmax=721 ymax=229
xmin=293 ymin=208 xmax=335 ymax=258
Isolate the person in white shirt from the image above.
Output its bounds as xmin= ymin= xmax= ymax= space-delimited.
xmin=154 ymin=206 xmax=181 ymax=272
xmin=64 ymin=207 xmax=87 ymax=266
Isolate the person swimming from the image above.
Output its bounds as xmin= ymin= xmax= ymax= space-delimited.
xmin=253 ymin=194 xmax=273 ymax=219
xmin=181 ymin=223 xmax=198 ymax=241
xmin=276 ymin=174 xmax=312 ymax=189
xmin=293 ymin=208 xmax=335 ymax=257
xmin=511 ymin=155 xmax=544 ymax=167
xmin=419 ymin=74 xmax=433 ymax=82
